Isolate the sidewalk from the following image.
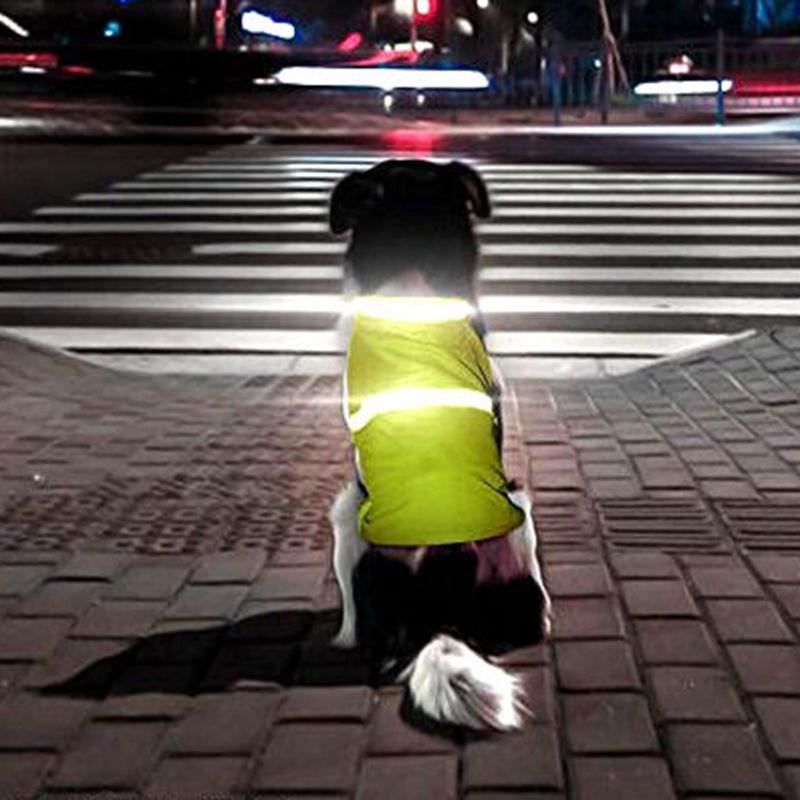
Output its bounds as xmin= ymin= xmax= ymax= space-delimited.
xmin=1 ymin=327 xmax=799 ymax=799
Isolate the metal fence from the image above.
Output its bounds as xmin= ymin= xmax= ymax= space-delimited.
xmin=489 ymin=35 xmax=800 ymax=116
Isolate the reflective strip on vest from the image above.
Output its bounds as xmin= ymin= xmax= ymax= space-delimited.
xmin=346 ymin=386 xmax=494 ymax=433
xmin=350 ymin=295 xmax=475 ymax=323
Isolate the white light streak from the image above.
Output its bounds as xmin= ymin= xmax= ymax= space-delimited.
xmin=241 ymin=10 xmax=295 ymax=40
xmin=633 ymin=79 xmax=733 ymax=96
xmin=273 ymin=66 xmax=489 ymax=91
xmin=348 ymin=388 xmax=493 ymax=432
xmin=0 ymin=11 xmax=29 ymax=37
xmin=352 ymin=296 xmax=474 ymax=322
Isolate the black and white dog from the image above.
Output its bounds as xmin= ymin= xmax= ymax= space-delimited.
xmin=327 ymin=159 xmax=551 ymax=732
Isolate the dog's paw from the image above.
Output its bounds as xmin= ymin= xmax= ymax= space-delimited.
xmin=330 ymin=629 xmax=358 ymax=649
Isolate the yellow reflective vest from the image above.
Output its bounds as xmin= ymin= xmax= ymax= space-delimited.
xmin=345 ymin=296 xmax=524 ymax=546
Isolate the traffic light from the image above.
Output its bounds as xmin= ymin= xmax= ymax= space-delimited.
xmin=414 ymin=0 xmax=438 ymax=20
xmin=395 ymin=0 xmax=438 ymax=21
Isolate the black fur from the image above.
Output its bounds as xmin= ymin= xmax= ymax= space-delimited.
xmin=353 ymin=544 xmax=548 ymax=683
xmin=330 ymin=159 xmax=490 ymax=300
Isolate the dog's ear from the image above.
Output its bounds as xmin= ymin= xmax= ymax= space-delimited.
xmin=442 ymin=162 xmax=491 ymax=220
xmin=329 ymin=172 xmax=385 ymax=235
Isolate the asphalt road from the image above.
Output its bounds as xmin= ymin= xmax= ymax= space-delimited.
xmin=0 ymin=141 xmax=227 ymax=219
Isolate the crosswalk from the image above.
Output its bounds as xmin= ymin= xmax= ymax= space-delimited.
xmin=2 ymin=140 xmax=800 ymax=377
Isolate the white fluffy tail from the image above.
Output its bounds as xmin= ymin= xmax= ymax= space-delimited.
xmin=397 ymin=633 xmax=534 ymax=731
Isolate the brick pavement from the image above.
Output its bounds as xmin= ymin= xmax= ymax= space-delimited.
xmin=0 ymin=328 xmax=799 ymax=798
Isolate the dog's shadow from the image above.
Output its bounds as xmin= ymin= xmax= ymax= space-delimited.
xmin=33 ymin=605 xmax=498 ymax=742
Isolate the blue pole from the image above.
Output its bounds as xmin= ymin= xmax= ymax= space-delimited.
xmin=715 ymin=27 xmax=725 ymax=125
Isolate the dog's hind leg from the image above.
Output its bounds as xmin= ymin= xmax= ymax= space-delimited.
xmin=329 ymin=481 xmax=369 ymax=648
xmin=508 ymin=489 xmax=553 ymax=635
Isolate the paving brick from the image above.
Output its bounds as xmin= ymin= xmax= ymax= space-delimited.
xmin=571 ymin=757 xmax=677 ymax=800
xmin=687 ymin=565 xmax=762 ymax=598
xmin=563 ymin=694 xmax=659 ymax=754
xmin=728 ymin=644 xmax=800 ymax=694
xmin=190 ymin=551 xmax=267 ymax=584
xmin=357 ymin=754 xmax=458 ymax=800
xmin=492 ymin=642 xmax=551 ymax=667
xmin=463 ymin=724 xmax=563 ymax=791
xmin=748 ymin=554 xmax=800 ymax=583
xmin=550 ymin=597 xmax=625 ymax=639
xmin=0 ymin=617 xmax=73 ymax=661
xmin=106 ymin=565 xmax=191 ymax=600
xmin=700 ymin=478 xmax=761 ymax=499
xmin=12 ymin=580 xmax=106 ymax=618
xmin=165 ymin=690 xmax=280 ymax=754
xmin=53 ymin=554 xmax=132 ymax=581
xmin=0 ymin=694 xmax=92 ymax=750
xmin=513 ymin=666 xmax=557 ymax=724
xmin=200 ymin=641 xmax=294 ymax=690
xmin=231 ymin=599 xmax=314 ymax=642
xmin=253 ymin=723 xmax=365 ymax=792
xmin=22 ymin=637 xmax=132 ymax=691
xmin=753 ymin=697 xmax=800 ymax=761
xmin=705 ymin=599 xmax=795 ymax=642
xmin=785 ymin=765 xmax=800 ymax=800
xmin=93 ymin=692 xmax=190 ymax=720
xmin=668 ymin=724 xmax=781 ymax=794
xmin=277 ymin=685 xmax=374 ymax=722
xmin=142 ymin=756 xmax=249 ymax=799
xmin=752 ymin=471 xmax=800 ymax=490
xmin=135 ymin=618 xmax=224 ymax=664
xmin=249 ymin=567 xmax=327 ymax=601
xmin=610 ymin=553 xmax=680 ymax=579
xmin=555 ymin=640 xmax=641 ymax=690
xmin=772 ymin=585 xmax=800 ymax=619
xmin=0 ymin=752 xmax=54 ymax=800
xmin=110 ymin=661 xmax=202 ymax=696
xmin=621 ymin=580 xmax=700 ymax=618
xmin=544 ymin=563 xmax=613 ymax=597
xmin=46 ymin=721 xmax=168 ymax=791
xmin=164 ymin=585 xmax=249 ymax=620
xmin=466 ymin=793 xmax=564 ymax=800
xmin=648 ymin=666 xmax=747 ymax=722
xmin=634 ymin=620 xmax=720 ymax=665
xmin=0 ymin=565 xmax=53 ymax=597
xmin=0 ymin=663 xmax=25 ymax=698
xmin=70 ymin=600 xmax=165 ymax=639
xmin=367 ymin=689 xmax=457 ymax=755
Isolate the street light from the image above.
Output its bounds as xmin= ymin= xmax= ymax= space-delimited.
xmin=526 ymin=11 xmax=539 ymax=25
xmin=476 ymin=0 xmax=490 ymax=8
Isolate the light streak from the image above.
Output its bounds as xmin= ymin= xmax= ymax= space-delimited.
xmin=347 ymin=388 xmax=493 ymax=432
xmin=241 ymin=10 xmax=295 ymax=40
xmin=0 ymin=12 xmax=29 ymax=37
xmin=273 ymin=65 xmax=489 ymax=91
xmin=633 ymin=79 xmax=733 ymax=96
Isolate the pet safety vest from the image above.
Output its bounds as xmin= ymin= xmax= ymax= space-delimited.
xmin=345 ymin=296 xmax=524 ymax=546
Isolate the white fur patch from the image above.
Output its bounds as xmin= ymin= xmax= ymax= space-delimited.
xmin=398 ymin=633 xmax=534 ymax=731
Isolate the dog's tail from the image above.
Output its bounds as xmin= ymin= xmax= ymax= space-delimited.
xmin=396 ymin=632 xmax=533 ymax=731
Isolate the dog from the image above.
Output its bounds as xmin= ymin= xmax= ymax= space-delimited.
xmin=327 ymin=159 xmax=552 ymax=732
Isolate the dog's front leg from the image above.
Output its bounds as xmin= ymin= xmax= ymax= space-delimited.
xmin=329 ymin=481 xmax=369 ymax=648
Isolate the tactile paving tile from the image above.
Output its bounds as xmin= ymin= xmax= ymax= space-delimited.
xmin=716 ymin=500 xmax=800 ymax=550
xmin=529 ymin=493 xmax=599 ymax=550
xmin=0 ymin=466 xmax=349 ymax=556
xmin=597 ymin=497 xmax=729 ymax=552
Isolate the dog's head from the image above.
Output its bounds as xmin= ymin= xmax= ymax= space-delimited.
xmin=329 ymin=159 xmax=491 ymax=297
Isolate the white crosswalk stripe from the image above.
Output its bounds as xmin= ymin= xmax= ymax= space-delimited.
xmin=1 ymin=141 xmax=799 ymax=377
